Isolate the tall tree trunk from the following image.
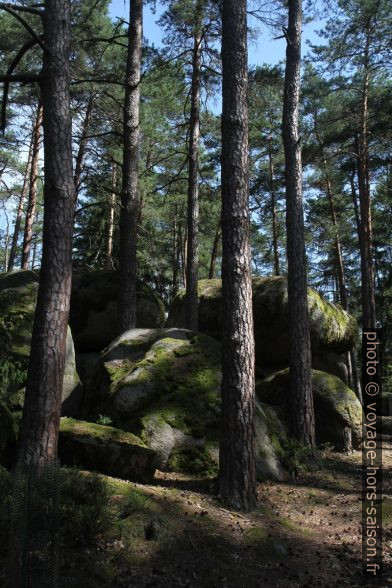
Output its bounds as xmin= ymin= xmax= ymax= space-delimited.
xmin=105 ymin=164 xmax=116 ymax=270
xmin=185 ymin=5 xmax=202 ymax=331
xmin=208 ymin=220 xmax=221 ymax=279
xmin=318 ymin=146 xmax=362 ymax=401
xmin=282 ymin=0 xmax=315 ymax=448
xmin=31 ymin=233 xmax=38 ymax=269
xmin=314 ymin=126 xmax=348 ymax=309
xmin=3 ymin=213 xmax=9 ymax=271
xmin=267 ymin=137 xmax=280 ymax=275
xmin=350 ymin=166 xmax=362 ymax=239
xmin=348 ymin=167 xmax=363 ymax=402
xmin=172 ymin=203 xmax=181 ymax=296
xmin=178 ymin=216 xmax=186 ymax=289
xmin=21 ymin=102 xmax=43 ymax=270
xmin=183 ymin=226 xmax=188 ymax=288
xmin=18 ymin=0 xmax=75 ymax=465
xmin=357 ymin=39 xmax=376 ymax=329
xmin=219 ymin=0 xmax=256 ymax=511
xmin=73 ymin=92 xmax=94 ymax=201
xmin=118 ymin=0 xmax=142 ymax=332
xmin=7 ymin=131 xmax=34 ymax=273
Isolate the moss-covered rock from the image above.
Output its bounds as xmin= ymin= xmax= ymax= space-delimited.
xmin=58 ymin=417 xmax=156 ymax=483
xmin=168 ymin=277 xmax=357 ymax=368
xmin=255 ymin=402 xmax=288 ymax=481
xmin=85 ymin=328 xmax=288 ymax=481
xmin=86 ymin=327 xmax=222 ymax=444
xmin=256 ymin=369 xmax=362 ymax=450
xmin=0 ymin=270 xmax=81 ymax=416
xmin=69 ymin=270 xmax=165 ymax=352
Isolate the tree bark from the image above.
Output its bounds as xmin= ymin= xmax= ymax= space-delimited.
xmin=7 ymin=129 xmax=34 ymax=272
xmin=105 ymin=164 xmax=116 ymax=270
xmin=18 ymin=0 xmax=75 ymax=465
xmin=21 ymin=102 xmax=43 ymax=270
xmin=282 ymin=0 xmax=315 ymax=448
xmin=118 ymin=0 xmax=142 ymax=332
xmin=218 ymin=0 xmax=256 ymax=511
xmin=185 ymin=3 xmax=202 ymax=331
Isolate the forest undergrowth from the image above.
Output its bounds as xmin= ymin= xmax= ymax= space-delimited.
xmin=1 ymin=442 xmax=390 ymax=588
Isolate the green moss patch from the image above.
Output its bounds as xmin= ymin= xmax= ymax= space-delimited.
xmin=60 ymin=417 xmax=146 ymax=447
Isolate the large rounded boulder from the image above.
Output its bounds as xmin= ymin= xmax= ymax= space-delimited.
xmin=168 ymin=277 xmax=357 ymax=368
xmin=0 ymin=270 xmax=81 ymax=416
xmin=256 ymin=368 xmax=363 ymax=450
xmin=70 ymin=270 xmax=165 ymax=352
xmin=84 ymin=327 xmax=289 ymax=481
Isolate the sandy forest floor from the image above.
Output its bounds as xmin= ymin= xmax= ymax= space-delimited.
xmin=49 ymin=439 xmax=391 ymax=588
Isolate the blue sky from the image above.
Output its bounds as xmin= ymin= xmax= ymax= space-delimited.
xmin=109 ymin=0 xmax=325 ymax=68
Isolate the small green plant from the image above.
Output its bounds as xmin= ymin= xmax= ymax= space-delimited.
xmin=168 ymin=446 xmax=218 ymax=477
xmin=120 ymin=488 xmax=153 ymax=517
xmin=281 ymin=437 xmax=321 ymax=477
xmin=96 ymin=414 xmax=113 ymax=426
xmin=59 ymin=468 xmax=112 ymax=545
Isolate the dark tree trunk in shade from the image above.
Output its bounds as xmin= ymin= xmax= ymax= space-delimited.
xmin=7 ymin=130 xmax=34 ymax=272
xmin=185 ymin=7 xmax=202 ymax=332
xmin=282 ymin=0 xmax=315 ymax=448
xmin=21 ymin=102 xmax=43 ymax=270
xmin=18 ymin=0 xmax=75 ymax=465
xmin=218 ymin=0 xmax=257 ymax=511
xmin=118 ymin=0 xmax=142 ymax=332
xmin=208 ymin=220 xmax=221 ymax=279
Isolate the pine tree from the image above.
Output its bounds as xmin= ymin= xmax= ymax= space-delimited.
xmin=219 ymin=0 xmax=256 ymax=511
xmin=282 ymin=0 xmax=315 ymax=448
